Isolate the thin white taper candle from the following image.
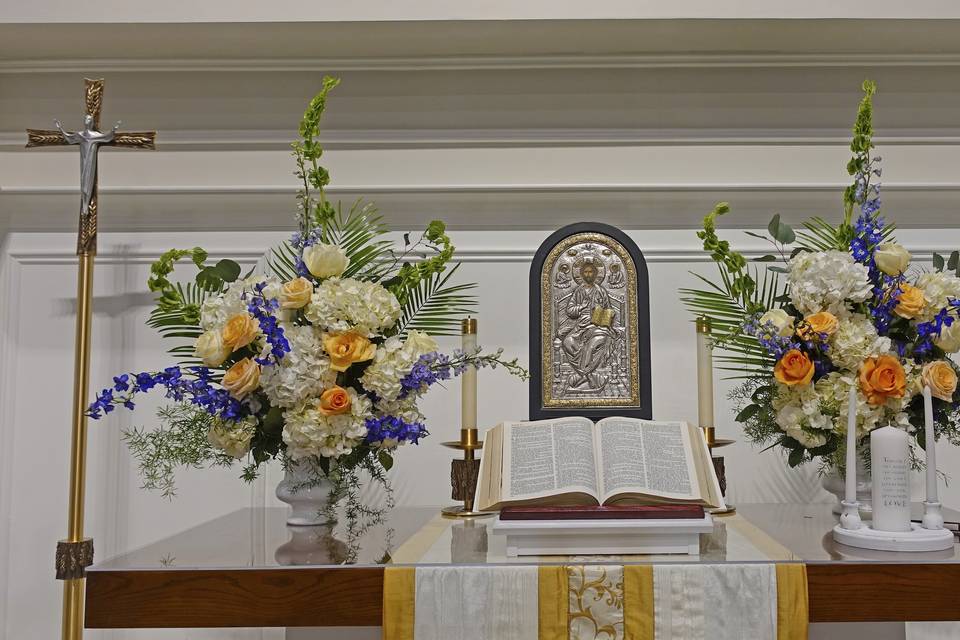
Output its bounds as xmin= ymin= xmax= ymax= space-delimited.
xmin=461 ymin=318 xmax=478 ymax=430
xmin=845 ymin=384 xmax=858 ymax=504
xmin=696 ymin=318 xmax=714 ymax=429
xmin=923 ymin=385 xmax=938 ymax=503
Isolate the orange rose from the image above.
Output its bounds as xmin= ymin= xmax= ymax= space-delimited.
xmin=318 ymin=385 xmax=352 ymax=416
xmin=922 ymin=360 xmax=958 ymax=402
xmin=774 ymin=349 xmax=815 ymax=386
xmin=324 ymin=332 xmax=376 ymax=372
xmin=222 ymin=313 xmax=258 ymax=351
xmin=859 ymin=355 xmax=907 ymax=406
xmin=222 ymin=358 xmax=261 ymax=400
xmin=894 ymin=284 xmax=926 ymax=319
xmin=797 ymin=311 xmax=839 ymax=341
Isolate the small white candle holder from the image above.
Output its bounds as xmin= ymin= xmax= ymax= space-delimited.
xmin=832 ymin=406 xmax=953 ymax=552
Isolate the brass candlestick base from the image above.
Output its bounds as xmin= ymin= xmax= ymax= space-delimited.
xmin=441 ymin=429 xmax=493 ymax=518
xmin=702 ymin=426 xmax=737 ymax=516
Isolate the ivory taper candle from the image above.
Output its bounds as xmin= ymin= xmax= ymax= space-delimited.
xmin=845 ymin=385 xmax=858 ymax=504
xmin=461 ymin=317 xmax=478 ymax=430
xmin=871 ymin=426 xmax=912 ymax=533
xmin=923 ymin=385 xmax=938 ymax=503
xmin=696 ymin=317 xmax=714 ymax=431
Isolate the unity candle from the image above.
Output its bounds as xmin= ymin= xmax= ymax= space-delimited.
xmin=695 ymin=317 xmax=714 ymax=433
xmin=461 ymin=317 xmax=478 ymax=430
xmin=871 ymin=426 xmax=912 ymax=533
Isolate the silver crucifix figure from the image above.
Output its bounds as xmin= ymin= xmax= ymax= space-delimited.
xmin=54 ymin=114 xmax=121 ymax=224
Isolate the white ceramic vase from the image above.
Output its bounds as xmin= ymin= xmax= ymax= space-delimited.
xmin=822 ymin=453 xmax=872 ymax=517
xmin=275 ymin=462 xmax=337 ymax=526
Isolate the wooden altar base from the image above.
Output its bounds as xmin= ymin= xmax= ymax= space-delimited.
xmin=84 ymin=504 xmax=960 ymax=628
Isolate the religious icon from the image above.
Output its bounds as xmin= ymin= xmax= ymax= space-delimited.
xmin=529 ymin=223 xmax=651 ymax=420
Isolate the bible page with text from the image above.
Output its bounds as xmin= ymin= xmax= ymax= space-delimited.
xmin=595 ymin=419 xmax=700 ymax=504
xmin=502 ymin=417 xmax=599 ymax=503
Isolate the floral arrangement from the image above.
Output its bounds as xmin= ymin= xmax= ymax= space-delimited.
xmin=88 ymin=77 xmax=527 ymax=497
xmin=683 ymin=80 xmax=960 ymax=470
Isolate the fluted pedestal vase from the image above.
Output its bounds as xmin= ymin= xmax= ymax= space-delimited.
xmin=276 ymin=462 xmax=338 ymax=526
xmin=822 ymin=453 xmax=872 ymax=517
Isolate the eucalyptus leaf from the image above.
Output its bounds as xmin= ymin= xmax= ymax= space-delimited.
xmin=934 ymin=252 xmax=945 ymax=272
xmin=735 ymin=404 xmax=760 ymax=421
xmin=949 ymin=251 xmax=959 ymax=272
xmin=213 ymin=259 xmax=241 ymax=283
xmin=753 ymin=255 xmax=778 ymax=262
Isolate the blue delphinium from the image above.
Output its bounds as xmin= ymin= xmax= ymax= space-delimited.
xmin=743 ymin=316 xmax=801 ymax=360
xmin=88 ymin=366 xmax=248 ymax=423
xmin=365 ymin=415 xmax=428 ymax=447
xmin=245 ymin=282 xmax=290 ymax=366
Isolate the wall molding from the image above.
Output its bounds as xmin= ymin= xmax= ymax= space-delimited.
xmin=7 ymin=52 xmax=960 ymax=74
xmin=6 ymin=128 xmax=960 ymax=152
xmin=6 ymin=182 xmax=960 ymax=196
xmin=0 ymin=238 xmax=22 ymax=637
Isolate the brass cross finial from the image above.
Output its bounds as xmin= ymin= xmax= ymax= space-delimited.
xmin=26 ymin=78 xmax=156 ymax=255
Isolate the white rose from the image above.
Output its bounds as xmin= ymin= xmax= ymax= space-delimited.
xmin=303 ymin=243 xmax=349 ymax=279
xmin=194 ymin=330 xmax=231 ymax=367
xmin=403 ymin=330 xmax=439 ymax=356
xmin=936 ymin=321 xmax=960 ymax=353
xmin=760 ymin=308 xmax=795 ymax=338
xmin=874 ymin=243 xmax=911 ymax=276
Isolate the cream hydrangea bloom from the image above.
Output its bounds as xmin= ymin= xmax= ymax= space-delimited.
xmin=915 ymin=271 xmax=960 ymax=322
xmin=207 ymin=417 xmax=257 ymax=459
xmin=304 ymin=277 xmax=401 ymax=337
xmin=282 ymin=388 xmax=372 ymax=459
xmin=259 ymin=325 xmax=337 ymax=408
xmin=787 ymin=250 xmax=872 ymax=317
xmin=360 ymin=330 xmax=439 ymax=402
xmin=829 ymin=314 xmax=892 ymax=371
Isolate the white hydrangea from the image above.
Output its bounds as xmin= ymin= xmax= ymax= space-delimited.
xmin=259 ymin=325 xmax=336 ymax=408
xmin=282 ymin=388 xmax=372 ymax=459
xmin=772 ymin=380 xmax=829 ymax=447
xmin=360 ymin=331 xmax=439 ymax=402
xmin=304 ymin=277 xmax=401 ymax=337
xmin=916 ymin=271 xmax=960 ymax=322
xmin=787 ymin=250 xmax=872 ymax=317
xmin=200 ymin=275 xmax=281 ymax=331
xmin=207 ymin=416 xmax=257 ymax=459
xmin=829 ymin=314 xmax=892 ymax=371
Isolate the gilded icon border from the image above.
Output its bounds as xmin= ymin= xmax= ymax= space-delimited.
xmin=540 ymin=232 xmax=640 ymax=408
xmin=528 ymin=222 xmax=652 ymax=421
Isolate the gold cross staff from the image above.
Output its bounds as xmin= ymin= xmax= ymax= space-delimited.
xmin=26 ymin=78 xmax=156 ymax=640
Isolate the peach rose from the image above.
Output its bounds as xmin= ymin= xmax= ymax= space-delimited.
xmin=222 ymin=313 xmax=258 ymax=351
xmin=798 ymin=311 xmax=839 ymax=341
xmin=894 ymin=284 xmax=926 ymax=319
xmin=323 ymin=332 xmax=376 ymax=372
xmin=922 ymin=360 xmax=958 ymax=402
xmin=222 ymin=358 xmax=261 ymax=400
xmin=859 ymin=355 xmax=907 ymax=406
xmin=318 ymin=385 xmax=352 ymax=416
xmin=279 ymin=277 xmax=313 ymax=310
xmin=774 ymin=349 xmax=815 ymax=387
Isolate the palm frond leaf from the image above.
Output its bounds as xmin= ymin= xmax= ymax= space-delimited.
xmin=146 ymin=282 xmax=216 ymax=366
xmin=396 ymin=263 xmax=476 ymax=337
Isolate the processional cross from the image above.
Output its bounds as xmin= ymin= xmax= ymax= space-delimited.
xmin=26 ymin=78 xmax=155 ymax=640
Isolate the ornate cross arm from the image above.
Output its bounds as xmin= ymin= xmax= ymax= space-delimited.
xmin=26 ymin=129 xmax=156 ymax=149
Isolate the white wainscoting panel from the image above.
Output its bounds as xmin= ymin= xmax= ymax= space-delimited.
xmin=2 ymin=228 xmax=960 ymax=638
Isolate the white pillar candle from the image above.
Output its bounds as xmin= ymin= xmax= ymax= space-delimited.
xmin=845 ymin=385 xmax=858 ymax=504
xmin=696 ymin=318 xmax=714 ymax=429
xmin=923 ymin=385 xmax=938 ymax=503
xmin=870 ymin=426 xmax=912 ymax=533
xmin=461 ymin=318 xmax=478 ymax=430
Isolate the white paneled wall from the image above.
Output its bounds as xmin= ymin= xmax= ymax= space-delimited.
xmin=2 ymin=228 xmax=960 ymax=638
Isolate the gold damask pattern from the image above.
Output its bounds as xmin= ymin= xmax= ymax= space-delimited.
xmin=567 ymin=565 xmax=625 ymax=640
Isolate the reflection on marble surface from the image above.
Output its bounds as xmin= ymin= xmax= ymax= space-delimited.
xmin=89 ymin=503 xmax=960 ymax=572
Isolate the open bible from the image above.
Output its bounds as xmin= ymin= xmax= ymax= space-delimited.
xmin=476 ymin=417 xmax=725 ymax=512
